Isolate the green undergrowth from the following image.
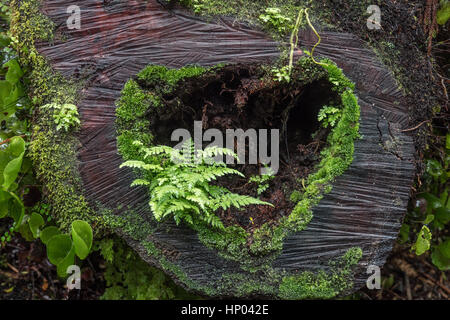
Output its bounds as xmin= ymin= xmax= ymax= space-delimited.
xmin=10 ymin=0 xmax=102 ymax=233
xmin=172 ymin=0 xmax=317 ymax=40
xmin=97 ymin=237 xmax=197 ymax=300
xmin=115 ymin=57 xmax=360 ymax=272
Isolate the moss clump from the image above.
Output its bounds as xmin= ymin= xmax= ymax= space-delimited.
xmin=279 ymin=247 xmax=363 ymax=299
xmin=136 ymin=64 xmax=208 ymax=90
xmin=115 ymin=65 xmax=210 ymax=161
xmin=29 ymin=120 xmax=99 ymax=232
xmin=10 ymin=0 xmax=81 ymax=105
xmin=289 ymin=190 xmax=302 ymax=203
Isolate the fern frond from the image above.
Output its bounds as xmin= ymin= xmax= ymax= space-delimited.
xmin=152 ymin=185 xmax=184 ymax=200
xmin=123 ymin=140 xmax=274 ymax=230
xmin=198 ymin=146 xmax=239 ymax=162
xmin=130 ymin=179 xmax=151 ymax=187
xmin=120 ymin=160 xmax=162 ymax=171
xmin=143 ymin=145 xmax=176 ymax=158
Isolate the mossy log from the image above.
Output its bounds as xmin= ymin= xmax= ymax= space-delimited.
xmin=17 ymin=0 xmax=418 ymax=298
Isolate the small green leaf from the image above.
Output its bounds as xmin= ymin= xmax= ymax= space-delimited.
xmin=0 ymin=189 xmax=11 ymax=218
xmin=426 ymin=159 xmax=444 ymax=179
xmin=18 ymin=223 xmax=34 ymax=242
xmin=431 ymin=245 xmax=450 ymax=271
xmin=28 ymin=213 xmax=45 ymax=238
xmin=2 ymin=155 xmax=24 ymax=190
xmin=3 ymin=59 xmax=24 ymax=85
xmin=420 ymin=192 xmax=443 ymax=210
xmin=46 ymin=234 xmax=75 ymax=277
xmin=437 ymin=1 xmax=450 ymax=25
xmin=8 ymin=136 xmax=25 ymax=157
xmin=440 ymin=239 xmax=450 ymax=259
xmin=71 ymin=220 xmax=93 ymax=260
xmin=0 ymin=80 xmax=12 ymax=106
xmin=7 ymin=192 xmax=24 ymax=227
xmin=435 ymin=207 xmax=450 ymax=226
xmin=424 ymin=214 xmax=435 ymax=224
xmin=398 ymin=223 xmax=410 ymax=244
xmin=1 ymin=137 xmax=25 ymax=191
xmin=411 ymin=225 xmax=432 ymax=256
xmin=40 ymin=226 xmax=61 ymax=245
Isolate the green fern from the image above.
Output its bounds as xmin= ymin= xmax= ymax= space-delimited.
xmin=120 ymin=140 xmax=273 ymax=229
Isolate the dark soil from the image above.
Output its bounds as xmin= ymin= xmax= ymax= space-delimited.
xmin=2 ymin=226 xmax=448 ymax=300
xmin=359 ymin=243 xmax=450 ymax=300
xmin=0 ymin=220 xmax=106 ymax=300
xmin=147 ymin=64 xmax=338 ymax=231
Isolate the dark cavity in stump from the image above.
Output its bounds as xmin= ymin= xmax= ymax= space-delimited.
xmin=142 ymin=64 xmax=340 ymax=231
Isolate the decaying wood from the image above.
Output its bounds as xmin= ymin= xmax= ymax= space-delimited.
xmin=34 ymin=0 xmax=416 ymax=297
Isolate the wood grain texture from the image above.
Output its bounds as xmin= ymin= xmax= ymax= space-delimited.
xmin=35 ymin=0 xmax=416 ymax=297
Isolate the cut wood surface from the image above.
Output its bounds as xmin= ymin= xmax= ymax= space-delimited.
xmin=34 ymin=0 xmax=416 ymax=297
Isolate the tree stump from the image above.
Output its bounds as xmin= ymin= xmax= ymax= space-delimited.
xmin=14 ymin=0 xmax=418 ymax=298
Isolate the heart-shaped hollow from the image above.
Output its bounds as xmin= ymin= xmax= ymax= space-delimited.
xmin=119 ymin=61 xmax=342 ymax=231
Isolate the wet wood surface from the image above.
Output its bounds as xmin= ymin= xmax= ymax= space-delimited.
xmin=35 ymin=0 xmax=416 ymax=297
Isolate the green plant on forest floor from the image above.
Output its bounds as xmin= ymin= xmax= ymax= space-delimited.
xmin=1 ymin=0 xmax=96 ymax=280
xmin=41 ymin=103 xmax=80 ymax=132
xmin=271 ymin=7 xmax=322 ymax=83
xmin=259 ymin=7 xmax=292 ymax=35
xmin=318 ymin=105 xmax=343 ymax=128
xmin=437 ymin=0 xmax=450 ymax=25
xmin=400 ymin=134 xmax=450 ymax=271
xmin=249 ymin=167 xmax=275 ymax=196
xmin=120 ymin=140 xmax=273 ymax=230
xmin=270 ymin=7 xmax=304 ymax=83
xmin=98 ymin=238 xmax=197 ymax=300
xmin=1 ymin=136 xmax=26 ymax=228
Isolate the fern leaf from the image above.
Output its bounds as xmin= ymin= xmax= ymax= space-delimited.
xmin=130 ymin=179 xmax=151 ymax=187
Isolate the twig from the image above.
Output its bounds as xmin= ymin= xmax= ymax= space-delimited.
xmin=0 ymin=135 xmax=27 ymax=146
xmin=305 ymin=9 xmax=327 ymax=67
xmin=441 ymin=78 xmax=448 ymax=102
xmin=419 ymin=271 xmax=450 ymax=295
xmin=387 ymin=289 xmax=405 ymax=300
xmin=7 ymin=263 xmax=19 ymax=273
xmin=288 ymin=8 xmax=304 ymax=77
xmin=400 ymin=120 xmax=431 ymax=132
xmin=404 ymin=274 xmax=412 ymax=300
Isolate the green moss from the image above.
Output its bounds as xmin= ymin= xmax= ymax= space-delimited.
xmin=28 ymin=124 xmax=98 ymax=231
xmin=218 ymin=272 xmax=278 ymax=297
xmin=279 ymin=247 xmax=363 ymax=299
xmin=10 ymin=0 xmax=103 ymax=233
xmin=137 ymin=64 xmax=207 ymax=90
xmin=115 ymin=65 xmax=210 ymax=162
xmin=289 ymin=190 xmax=302 ymax=203
xmin=173 ymin=0 xmax=314 ymax=38
xmin=100 ymin=207 xmax=156 ymax=242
